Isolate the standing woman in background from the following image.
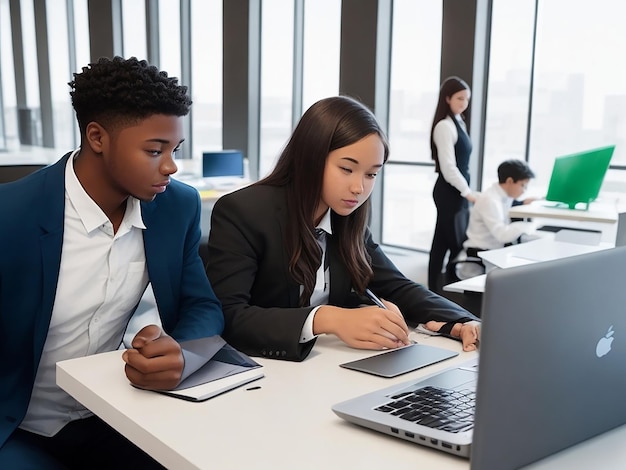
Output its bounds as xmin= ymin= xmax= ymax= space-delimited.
xmin=428 ymin=76 xmax=477 ymax=292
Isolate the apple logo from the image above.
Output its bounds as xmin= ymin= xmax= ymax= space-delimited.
xmin=595 ymin=326 xmax=615 ymax=358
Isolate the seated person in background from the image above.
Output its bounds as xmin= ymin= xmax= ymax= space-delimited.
xmin=205 ymin=95 xmax=480 ymax=363
xmin=464 ymin=159 xmax=537 ymax=256
xmin=0 ymin=56 xmax=224 ymax=468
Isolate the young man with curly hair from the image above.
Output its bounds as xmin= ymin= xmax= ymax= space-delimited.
xmin=0 ymin=56 xmax=224 ymax=468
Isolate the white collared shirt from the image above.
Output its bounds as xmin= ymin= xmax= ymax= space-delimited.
xmin=433 ymin=115 xmax=472 ymax=197
xmin=300 ymin=209 xmax=332 ymax=343
xmin=464 ymin=182 xmax=535 ymax=250
xmin=20 ymin=150 xmax=149 ymax=436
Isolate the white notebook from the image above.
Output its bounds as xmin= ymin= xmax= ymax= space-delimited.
xmin=145 ymin=336 xmax=264 ymax=402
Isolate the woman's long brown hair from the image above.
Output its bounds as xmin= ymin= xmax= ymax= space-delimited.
xmin=256 ymin=96 xmax=389 ymax=306
xmin=430 ymin=76 xmax=470 ymax=172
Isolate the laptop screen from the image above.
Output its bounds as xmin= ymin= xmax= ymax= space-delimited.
xmin=202 ymin=150 xmax=244 ymax=178
xmin=545 ymin=145 xmax=614 ymax=210
xmin=471 ymin=246 xmax=626 ymax=469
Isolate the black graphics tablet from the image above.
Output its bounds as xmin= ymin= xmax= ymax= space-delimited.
xmin=339 ymin=343 xmax=458 ymax=378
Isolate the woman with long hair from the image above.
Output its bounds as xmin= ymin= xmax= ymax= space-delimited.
xmin=206 ymin=95 xmax=479 ymax=362
xmin=428 ymin=76 xmax=477 ymax=292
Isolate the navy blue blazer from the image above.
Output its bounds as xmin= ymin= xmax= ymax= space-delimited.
xmin=206 ymin=184 xmax=477 ymax=362
xmin=0 ymin=153 xmax=224 ymax=448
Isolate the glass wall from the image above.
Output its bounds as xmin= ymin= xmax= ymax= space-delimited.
xmin=5 ymin=0 xmax=626 ymax=249
xmin=0 ymin=0 xmax=15 ymax=149
xmin=301 ymin=0 xmax=340 ymax=112
xmin=121 ymin=0 xmax=147 ymax=59
xmin=18 ymin=0 xmax=42 ymax=147
xmin=259 ymin=0 xmax=294 ymax=178
xmin=383 ymin=0 xmax=443 ymax=250
xmin=481 ymin=0 xmax=535 ymax=189
xmin=158 ymin=0 xmax=182 ymax=79
xmin=190 ymin=0 xmax=223 ymax=162
xmin=483 ymin=0 xmax=626 ymax=210
xmin=528 ymin=0 xmax=626 ymax=203
xmin=46 ymin=0 xmax=74 ymax=150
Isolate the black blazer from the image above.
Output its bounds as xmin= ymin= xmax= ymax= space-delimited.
xmin=206 ymin=185 xmax=477 ymax=361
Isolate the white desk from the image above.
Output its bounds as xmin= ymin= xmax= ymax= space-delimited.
xmin=56 ymin=333 xmax=626 ymax=470
xmin=509 ymin=200 xmax=618 ymax=224
xmin=444 ymin=274 xmax=488 ymax=294
xmin=478 ymin=238 xmax=611 ymax=271
xmin=58 ymin=334 xmax=473 ymax=470
xmin=509 ymin=200 xmax=618 ymax=243
xmin=443 ymin=239 xmax=612 ymax=294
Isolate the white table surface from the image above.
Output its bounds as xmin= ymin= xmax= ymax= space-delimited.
xmin=443 ymin=238 xmax=611 ymax=294
xmin=58 ymin=333 xmax=474 ymax=470
xmin=56 ymin=332 xmax=626 ymax=470
xmin=478 ymin=238 xmax=611 ymax=270
xmin=508 ymin=199 xmax=618 ymax=224
xmin=444 ymin=274 xmax=488 ymax=294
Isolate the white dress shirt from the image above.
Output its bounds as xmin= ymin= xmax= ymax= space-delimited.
xmin=20 ymin=151 xmax=149 ymax=436
xmin=464 ymin=182 xmax=536 ymax=250
xmin=433 ymin=115 xmax=472 ymax=197
xmin=299 ymin=209 xmax=332 ymax=343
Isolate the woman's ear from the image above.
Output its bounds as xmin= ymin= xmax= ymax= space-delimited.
xmin=84 ymin=122 xmax=108 ymax=155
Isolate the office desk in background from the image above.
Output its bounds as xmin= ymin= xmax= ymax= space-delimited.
xmin=509 ymin=199 xmax=618 ymax=243
xmin=443 ymin=238 xmax=612 ymax=296
xmin=173 ymin=175 xmax=250 ymax=236
xmin=57 ymin=334 xmax=626 ymax=470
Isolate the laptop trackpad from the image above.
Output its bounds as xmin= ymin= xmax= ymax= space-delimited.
xmin=390 ymin=367 xmax=478 ymax=396
xmin=339 ymin=344 xmax=459 ymax=378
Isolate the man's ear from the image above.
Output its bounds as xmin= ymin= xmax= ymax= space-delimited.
xmin=84 ymin=122 xmax=108 ymax=155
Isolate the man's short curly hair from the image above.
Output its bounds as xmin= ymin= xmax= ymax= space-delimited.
xmin=69 ymin=56 xmax=192 ymax=134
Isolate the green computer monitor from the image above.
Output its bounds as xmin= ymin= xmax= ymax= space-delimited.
xmin=545 ymin=145 xmax=615 ymax=210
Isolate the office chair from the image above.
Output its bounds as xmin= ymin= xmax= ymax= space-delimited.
xmin=437 ymin=250 xmax=485 ymax=317
xmin=443 ymin=249 xmax=486 ymax=286
xmin=0 ymin=164 xmax=47 ymax=183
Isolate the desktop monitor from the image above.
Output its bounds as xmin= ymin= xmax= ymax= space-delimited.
xmin=545 ymin=145 xmax=615 ymax=209
xmin=202 ymin=150 xmax=244 ymax=178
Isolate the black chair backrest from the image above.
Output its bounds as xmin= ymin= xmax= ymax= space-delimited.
xmin=0 ymin=164 xmax=46 ymax=183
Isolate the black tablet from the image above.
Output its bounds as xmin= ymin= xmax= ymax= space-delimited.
xmin=339 ymin=343 xmax=458 ymax=378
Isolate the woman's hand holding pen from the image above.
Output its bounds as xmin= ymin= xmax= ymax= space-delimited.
xmin=313 ymin=301 xmax=411 ymax=351
xmin=122 ymin=324 xmax=185 ymax=390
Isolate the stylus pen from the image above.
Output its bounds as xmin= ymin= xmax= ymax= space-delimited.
xmin=366 ymin=288 xmax=416 ymax=344
xmin=365 ymin=288 xmax=387 ymax=309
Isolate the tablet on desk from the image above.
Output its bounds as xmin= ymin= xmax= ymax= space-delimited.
xmin=339 ymin=343 xmax=458 ymax=378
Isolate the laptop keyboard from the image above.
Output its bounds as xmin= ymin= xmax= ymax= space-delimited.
xmin=374 ymin=385 xmax=475 ymax=433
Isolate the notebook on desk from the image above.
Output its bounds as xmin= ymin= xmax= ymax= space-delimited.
xmin=333 ymin=246 xmax=626 ymax=469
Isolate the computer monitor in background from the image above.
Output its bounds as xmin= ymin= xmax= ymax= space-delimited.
xmin=202 ymin=149 xmax=244 ymax=178
xmin=545 ymin=145 xmax=615 ymax=210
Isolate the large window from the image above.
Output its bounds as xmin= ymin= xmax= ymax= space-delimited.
xmin=46 ymin=0 xmax=73 ymax=150
xmin=158 ymin=0 xmax=181 ymax=80
xmin=301 ymin=0 xmax=340 ymax=112
xmin=6 ymin=0 xmax=626 ymax=253
xmin=121 ymin=0 xmax=147 ymax=59
xmin=259 ymin=0 xmax=294 ymax=178
xmin=383 ymin=0 xmax=443 ymax=250
xmin=529 ymin=0 xmax=626 ymax=201
xmin=0 ymin=0 xmax=15 ymax=149
xmin=483 ymin=0 xmax=626 ymax=211
xmin=481 ymin=0 xmax=535 ymax=189
xmin=190 ymin=0 xmax=223 ymax=163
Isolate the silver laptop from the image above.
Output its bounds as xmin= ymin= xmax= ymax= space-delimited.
xmin=615 ymin=212 xmax=626 ymax=247
xmin=333 ymin=246 xmax=626 ymax=469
